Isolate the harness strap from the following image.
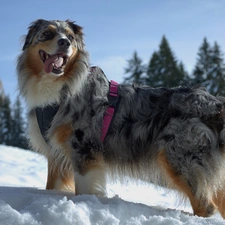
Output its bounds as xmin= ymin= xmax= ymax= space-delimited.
xmin=35 ymin=104 xmax=59 ymax=142
xmin=101 ymin=80 xmax=119 ymax=141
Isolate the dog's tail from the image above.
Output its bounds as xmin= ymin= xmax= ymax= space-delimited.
xmin=169 ymin=86 xmax=225 ymax=144
xmin=170 ymin=86 xmax=225 ymax=119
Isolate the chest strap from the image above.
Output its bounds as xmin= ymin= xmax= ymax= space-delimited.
xmin=35 ymin=104 xmax=59 ymax=142
xmin=101 ymin=80 xmax=119 ymax=141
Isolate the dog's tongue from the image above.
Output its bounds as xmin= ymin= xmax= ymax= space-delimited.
xmin=44 ymin=54 xmax=64 ymax=73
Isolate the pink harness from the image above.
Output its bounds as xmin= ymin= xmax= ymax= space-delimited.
xmin=101 ymin=80 xmax=119 ymax=141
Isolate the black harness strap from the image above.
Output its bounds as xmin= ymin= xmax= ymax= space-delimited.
xmin=35 ymin=104 xmax=59 ymax=141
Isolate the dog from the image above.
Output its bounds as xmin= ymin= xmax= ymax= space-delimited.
xmin=17 ymin=19 xmax=225 ymax=218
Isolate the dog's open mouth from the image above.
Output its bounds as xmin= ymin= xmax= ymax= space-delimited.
xmin=39 ymin=50 xmax=68 ymax=74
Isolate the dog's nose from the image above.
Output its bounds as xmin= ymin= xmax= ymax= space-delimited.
xmin=57 ymin=38 xmax=70 ymax=49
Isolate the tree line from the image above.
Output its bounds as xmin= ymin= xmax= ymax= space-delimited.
xmin=124 ymin=36 xmax=225 ymax=96
xmin=0 ymin=82 xmax=27 ymax=149
xmin=1 ymin=36 xmax=225 ymax=149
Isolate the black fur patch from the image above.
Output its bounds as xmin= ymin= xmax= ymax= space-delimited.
xmin=75 ymin=129 xmax=84 ymax=143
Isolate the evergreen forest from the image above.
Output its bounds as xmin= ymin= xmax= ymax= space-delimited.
xmin=1 ymin=36 xmax=225 ymax=149
xmin=124 ymin=36 xmax=225 ymax=96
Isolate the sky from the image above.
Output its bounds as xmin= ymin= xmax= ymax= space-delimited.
xmin=1 ymin=0 xmax=225 ymax=102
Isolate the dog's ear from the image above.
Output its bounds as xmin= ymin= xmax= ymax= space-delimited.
xmin=22 ymin=19 xmax=48 ymax=50
xmin=66 ymin=20 xmax=84 ymax=50
xmin=66 ymin=20 xmax=83 ymax=36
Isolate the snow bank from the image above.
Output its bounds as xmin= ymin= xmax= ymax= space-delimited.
xmin=0 ymin=145 xmax=224 ymax=225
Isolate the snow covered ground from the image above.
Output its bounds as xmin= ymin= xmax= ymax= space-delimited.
xmin=0 ymin=144 xmax=224 ymax=225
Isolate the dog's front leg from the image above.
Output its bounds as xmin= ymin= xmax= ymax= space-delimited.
xmin=73 ymin=155 xmax=106 ymax=197
xmin=46 ymin=158 xmax=75 ymax=192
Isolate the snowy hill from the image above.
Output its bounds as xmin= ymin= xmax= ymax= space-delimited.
xmin=0 ymin=145 xmax=224 ymax=225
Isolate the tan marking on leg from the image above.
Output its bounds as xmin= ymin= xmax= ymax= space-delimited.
xmin=51 ymin=124 xmax=73 ymax=158
xmin=54 ymin=124 xmax=73 ymax=144
xmin=158 ymin=150 xmax=216 ymax=217
xmin=213 ymin=185 xmax=225 ymax=218
xmin=46 ymin=159 xmax=75 ymax=192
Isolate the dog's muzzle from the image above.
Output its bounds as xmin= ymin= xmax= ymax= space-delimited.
xmin=39 ymin=50 xmax=69 ymax=74
xmin=39 ymin=38 xmax=72 ymax=75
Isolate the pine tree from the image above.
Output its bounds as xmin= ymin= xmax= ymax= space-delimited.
xmin=146 ymin=36 xmax=188 ymax=87
xmin=207 ymin=42 xmax=225 ymax=95
xmin=192 ymin=37 xmax=213 ymax=87
xmin=124 ymin=51 xmax=145 ymax=84
xmin=146 ymin=51 xmax=162 ymax=86
xmin=11 ymin=96 xmax=28 ymax=149
xmin=0 ymin=80 xmax=12 ymax=145
xmin=0 ymin=80 xmax=4 ymax=98
xmin=0 ymin=91 xmax=4 ymax=144
xmin=0 ymin=81 xmax=5 ymax=144
xmin=0 ymin=95 xmax=13 ymax=145
xmin=177 ymin=62 xmax=191 ymax=85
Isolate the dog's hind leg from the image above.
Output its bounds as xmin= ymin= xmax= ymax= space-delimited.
xmin=46 ymin=159 xmax=75 ymax=192
xmin=158 ymin=150 xmax=217 ymax=217
xmin=74 ymin=156 xmax=106 ymax=197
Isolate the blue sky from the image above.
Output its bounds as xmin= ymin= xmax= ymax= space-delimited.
xmin=1 ymin=0 xmax=225 ymax=101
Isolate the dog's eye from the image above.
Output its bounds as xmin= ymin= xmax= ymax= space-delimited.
xmin=40 ymin=30 xmax=53 ymax=40
xmin=43 ymin=31 xmax=50 ymax=36
xmin=67 ymin=35 xmax=74 ymax=41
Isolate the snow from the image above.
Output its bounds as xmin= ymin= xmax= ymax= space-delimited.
xmin=0 ymin=145 xmax=224 ymax=225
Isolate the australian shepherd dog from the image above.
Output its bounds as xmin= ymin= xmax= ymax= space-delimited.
xmin=17 ymin=19 xmax=225 ymax=218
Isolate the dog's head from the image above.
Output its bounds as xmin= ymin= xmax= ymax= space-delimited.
xmin=18 ymin=19 xmax=89 ymax=108
xmin=22 ymin=19 xmax=85 ymax=76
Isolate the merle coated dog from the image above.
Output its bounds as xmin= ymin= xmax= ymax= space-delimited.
xmin=17 ymin=19 xmax=225 ymax=218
